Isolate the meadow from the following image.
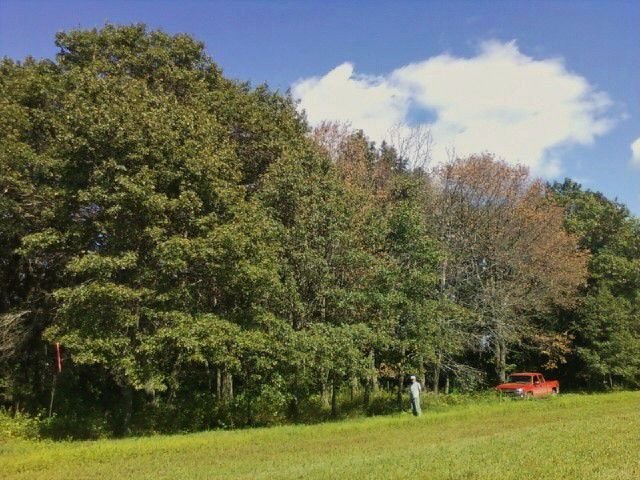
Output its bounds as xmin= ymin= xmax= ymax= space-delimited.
xmin=1 ymin=391 xmax=638 ymax=480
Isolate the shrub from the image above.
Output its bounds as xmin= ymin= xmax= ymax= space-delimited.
xmin=0 ymin=409 xmax=41 ymax=440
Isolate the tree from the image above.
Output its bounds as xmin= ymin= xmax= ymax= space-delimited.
xmin=0 ymin=24 xmax=305 ymax=431
xmin=0 ymin=54 xmax=72 ymax=411
xmin=429 ymin=156 xmax=588 ymax=382
xmin=2 ymin=24 xmax=636 ymax=436
xmin=552 ymin=180 xmax=640 ymax=388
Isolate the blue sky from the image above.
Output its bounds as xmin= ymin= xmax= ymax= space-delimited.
xmin=1 ymin=0 xmax=639 ymax=213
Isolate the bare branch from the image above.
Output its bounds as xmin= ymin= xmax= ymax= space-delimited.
xmin=310 ymin=121 xmax=353 ymax=162
xmin=0 ymin=311 xmax=30 ymax=361
xmin=385 ymin=122 xmax=434 ymax=170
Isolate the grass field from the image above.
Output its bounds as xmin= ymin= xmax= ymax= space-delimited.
xmin=1 ymin=391 xmax=638 ymax=480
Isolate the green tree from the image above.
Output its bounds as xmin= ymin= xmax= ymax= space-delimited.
xmin=0 ymin=25 xmax=305 ymax=432
xmin=552 ymin=180 xmax=640 ymax=388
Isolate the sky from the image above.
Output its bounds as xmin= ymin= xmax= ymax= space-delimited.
xmin=1 ymin=0 xmax=639 ymax=213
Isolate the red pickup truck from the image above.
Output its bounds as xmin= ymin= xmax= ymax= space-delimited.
xmin=496 ymin=372 xmax=559 ymax=398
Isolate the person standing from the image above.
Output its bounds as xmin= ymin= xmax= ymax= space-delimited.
xmin=409 ymin=375 xmax=422 ymax=416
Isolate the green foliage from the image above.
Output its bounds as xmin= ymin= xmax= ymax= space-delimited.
xmin=552 ymin=179 xmax=640 ymax=388
xmin=0 ymin=26 xmax=637 ymax=438
xmin=0 ymin=409 xmax=41 ymax=440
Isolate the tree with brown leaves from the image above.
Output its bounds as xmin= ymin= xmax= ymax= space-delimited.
xmin=429 ymin=154 xmax=588 ymax=382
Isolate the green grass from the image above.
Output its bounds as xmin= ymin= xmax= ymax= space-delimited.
xmin=1 ymin=391 xmax=639 ymax=479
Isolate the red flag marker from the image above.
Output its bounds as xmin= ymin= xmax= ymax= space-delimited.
xmin=55 ymin=342 xmax=62 ymax=373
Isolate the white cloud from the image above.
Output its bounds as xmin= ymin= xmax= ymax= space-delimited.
xmin=292 ymin=40 xmax=617 ymax=176
xmin=293 ymin=63 xmax=409 ymax=143
xmin=631 ymin=137 xmax=640 ymax=168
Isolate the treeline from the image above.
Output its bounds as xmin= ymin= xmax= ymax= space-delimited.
xmin=1 ymin=25 xmax=639 ymax=436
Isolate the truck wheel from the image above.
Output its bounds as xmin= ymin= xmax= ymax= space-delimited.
xmin=551 ymin=388 xmax=558 ymax=396
xmin=526 ymin=392 xmax=534 ymax=400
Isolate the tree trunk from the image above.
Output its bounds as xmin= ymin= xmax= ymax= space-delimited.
xmin=441 ymin=257 xmax=448 ymax=292
xmin=290 ymin=375 xmax=300 ymax=421
xmin=48 ymin=373 xmax=57 ymax=418
xmin=246 ymin=397 xmax=253 ymax=426
xmin=221 ymin=370 xmax=233 ymax=402
xmin=423 ymin=369 xmax=429 ymax=393
xmin=364 ymin=350 xmax=377 ymax=406
xmin=370 ymin=350 xmax=379 ymax=392
xmin=433 ymin=353 xmax=443 ymax=395
xmin=396 ymin=373 xmax=404 ymax=411
xmin=320 ymin=379 xmax=330 ymax=408
xmin=119 ymin=385 xmax=133 ymax=436
xmin=205 ymin=362 xmax=212 ymax=393
xmin=495 ymin=337 xmax=507 ymax=383
xmin=331 ymin=377 xmax=338 ymax=418
xmin=363 ymin=379 xmax=370 ymax=407
xmin=396 ymin=346 xmax=405 ymax=411
xmin=289 ymin=396 xmax=300 ymax=422
xmin=444 ymin=373 xmax=450 ymax=395
xmin=417 ymin=355 xmax=426 ymax=393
